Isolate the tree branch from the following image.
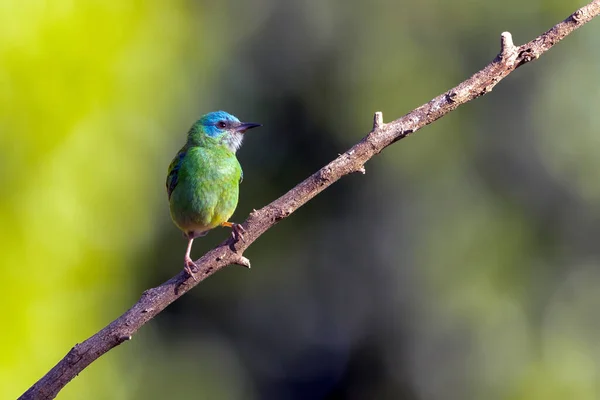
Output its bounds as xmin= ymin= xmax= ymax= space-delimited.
xmin=20 ymin=1 xmax=600 ymax=398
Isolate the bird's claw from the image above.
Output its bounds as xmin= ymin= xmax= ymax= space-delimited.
xmin=184 ymin=257 xmax=198 ymax=281
xmin=230 ymin=223 xmax=246 ymax=242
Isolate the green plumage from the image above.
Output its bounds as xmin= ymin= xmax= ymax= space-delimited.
xmin=166 ymin=110 xmax=261 ymax=277
xmin=168 ymin=143 xmax=241 ymax=236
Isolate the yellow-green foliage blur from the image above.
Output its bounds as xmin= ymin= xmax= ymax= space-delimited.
xmin=2 ymin=1 xmax=600 ymax=399
xmin=0 ymin=1 xmax=227 ymax=398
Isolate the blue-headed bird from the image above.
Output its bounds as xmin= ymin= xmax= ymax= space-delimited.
xmin=166 ymin=111 xmax=261 ymax=278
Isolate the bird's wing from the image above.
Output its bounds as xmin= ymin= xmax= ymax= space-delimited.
xmin=166 ymin=149 xmax=186 ymax=199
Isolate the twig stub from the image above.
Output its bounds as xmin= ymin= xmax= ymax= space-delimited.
xmin=499 ymin=31 xmax=518 ymax=63
xmin=373 ymin=112 xmax=384 ymax=130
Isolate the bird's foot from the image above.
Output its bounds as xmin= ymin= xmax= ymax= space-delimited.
xmin=231 ymin=223 xmax=246 ymax=242
xmin=221 ymin=221 xmax=245 ymax=242
xmin=184 ymin=256 xmax=198 ymax=281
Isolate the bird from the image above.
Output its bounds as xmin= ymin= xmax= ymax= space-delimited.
xmin=166 ymin=110 xmax=261 ymax=279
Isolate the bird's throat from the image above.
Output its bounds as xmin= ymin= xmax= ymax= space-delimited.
xmin=222 ymin=132 xmax=244 ymax=153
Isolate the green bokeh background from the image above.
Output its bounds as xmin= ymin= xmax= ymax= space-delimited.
xmin=2 ymin=1 xmax=600 ymax=399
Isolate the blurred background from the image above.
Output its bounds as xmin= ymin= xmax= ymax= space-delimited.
xmin=2 ymin=0 xmax=600 ymax=399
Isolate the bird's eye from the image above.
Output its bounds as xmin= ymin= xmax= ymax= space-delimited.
xmin=217 ymin=121 xmax=227 ymax=129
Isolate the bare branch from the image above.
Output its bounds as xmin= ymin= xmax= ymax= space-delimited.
xmin=20 ymin=1 xmax=600 ymax=399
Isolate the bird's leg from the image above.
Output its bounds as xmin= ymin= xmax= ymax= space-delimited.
xmin=183 ymin=237 xmax=198 ymax=281
xmin=221 ymin=221 xmax=245 ymax=242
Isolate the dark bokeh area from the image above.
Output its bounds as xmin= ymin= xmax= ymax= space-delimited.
xmin=2 ymin=1 xmax=600 ymax=399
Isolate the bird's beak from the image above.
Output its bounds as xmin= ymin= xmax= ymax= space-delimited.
xmin=235 ymin=122 xmax=262 ymax=133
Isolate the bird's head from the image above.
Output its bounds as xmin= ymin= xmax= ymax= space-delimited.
xmin=188 ymin=110 xmax=261 ymax=153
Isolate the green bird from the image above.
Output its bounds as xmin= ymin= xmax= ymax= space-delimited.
xmin=166 ymin=111 xmax=261 ymax=278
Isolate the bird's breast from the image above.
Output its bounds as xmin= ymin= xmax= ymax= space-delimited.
xmin=169 ymin=147 xmax=241 ymax=234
